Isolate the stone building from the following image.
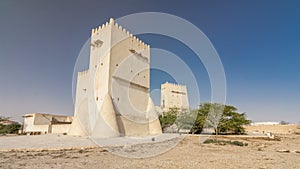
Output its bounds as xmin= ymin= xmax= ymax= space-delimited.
xmin=161 ymin=82 xmax=189 ymax=112
xmin=69 ymin=18 xmax=162 ymax=138
xmin=22 ymin=113 xmax=72 ymax=134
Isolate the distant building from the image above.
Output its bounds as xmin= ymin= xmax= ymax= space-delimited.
xmin=22 ymin=113 xmax=73 ymax=134
xmin=161 ymin=82 xmax=189 ymax=112
xmin=250 ymin=122 xmax=280 ymax=126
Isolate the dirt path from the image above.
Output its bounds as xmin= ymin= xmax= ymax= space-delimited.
xmin=0 ymin=135 xmax=299 ymax=169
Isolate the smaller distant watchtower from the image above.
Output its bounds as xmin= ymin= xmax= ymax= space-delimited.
xmin=160 ymin=82 xmax=189 ymax=112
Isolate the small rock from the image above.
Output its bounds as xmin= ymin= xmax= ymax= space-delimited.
xmin=294 ymin=150 xmax=300 ymax=153
xmin=276 ymin=149 xmax=290 ymax=153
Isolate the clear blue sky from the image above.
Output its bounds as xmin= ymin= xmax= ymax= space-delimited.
xmin=0 ymin=0 xmax=299 ymax=123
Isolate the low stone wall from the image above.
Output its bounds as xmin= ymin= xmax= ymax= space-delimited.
xmin=244 ymin=124 xmax=300 ymax=134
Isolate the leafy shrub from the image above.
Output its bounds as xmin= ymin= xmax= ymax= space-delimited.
xmin=0 ymin=123 xmax=21 ymax=134
xmin=231 ymin=141 xmax=244 ymax=146
xmin=203 ymin=139 xmax=215 ymax=144
xmin=203 ymin=139 xmax=248 ymax=147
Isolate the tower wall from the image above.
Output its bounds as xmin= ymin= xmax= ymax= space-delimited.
xmin=109 ymin=20 xmax=160 ymax=136
xmin=69 ymin=18 xmax=162 ymax=137
xmin=69 ymin=70 xmax=90 ymax=135
xmin=161 ymin=82 xmax=190 ymax=112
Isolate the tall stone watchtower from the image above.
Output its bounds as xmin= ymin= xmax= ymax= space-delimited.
xmin=161 ymin=82 xmax=190 ymax=112
xmin=69 ymin=18 xmax=162 ymax=138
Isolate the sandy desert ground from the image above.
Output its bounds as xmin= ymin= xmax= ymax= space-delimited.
xmin=0 ymin=133 xmax=300 ymax=169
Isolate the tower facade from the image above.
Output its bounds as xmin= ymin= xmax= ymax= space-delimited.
xmin=69 ymin=18 xmax=162 ymax=138
xmin=161 ymin=82 xmax=190 ymax=112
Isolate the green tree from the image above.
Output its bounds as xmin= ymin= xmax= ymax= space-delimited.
xmin=175 ymin=110 xmax=197 ymax=132
xmin=193 ymin=103 xmax=251 ymax=135
xmin=218 ymin=105 xmax=251 ymax=134
xmin=191 ymin=107 xmax=209 ymax=134
xmin=159 ymin=107 xmax=179 ymax=130
xmin=0 ymin=116 xmax=21 ymax=135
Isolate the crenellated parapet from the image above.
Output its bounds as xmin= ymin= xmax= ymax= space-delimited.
xmin=91 ymin=18 xmax=150 ymax=49
xmin=77 ymin=69 xmax=89 ymax=77
xmin=164 ymin=81 xmax=186 ymax=87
